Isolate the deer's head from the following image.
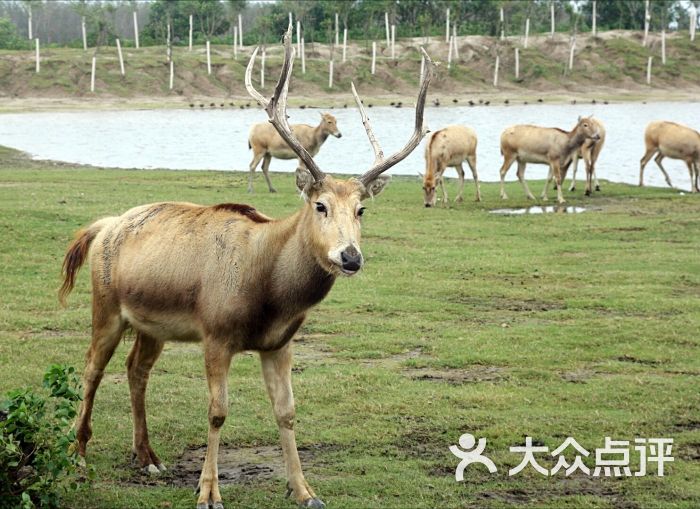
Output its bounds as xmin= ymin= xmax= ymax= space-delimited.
xmin=319 ymin=112 xmax=342 ymax=139
xmin=247 ymin=25 xmax=434 ymax=277
xmin=575 ymin=116 xmax=601 ymax=141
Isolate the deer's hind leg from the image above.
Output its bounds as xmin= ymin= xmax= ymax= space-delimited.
xmin=261 ymin=343 xmax=325 ymax=509
xmin=75 ymin=300 xmax=126 ymax=459
xmin=465 ymin=153 xmax=481 ymax=202
xmin=454 ymin=163 xmax=465 ymax=203
xmin=127 ymin=332 xmax=166 ymax=474
xmin=248 ymin=149 xmax=266 ymax=193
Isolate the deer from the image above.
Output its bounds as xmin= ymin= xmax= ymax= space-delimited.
xmin=58 ymin=25 xmax=434 ymax=509
xmin=498 ymin=116 xmax=601 ymax=204
xmin=639 ymin=120 xmax=700 ymax=193
xmin=545 ymin=117 xmax=606 ymax=196
xmin=421 ymin=125 xmax=480 ymax=207
xmin=247 ymin=112 xmax=342 ymax=193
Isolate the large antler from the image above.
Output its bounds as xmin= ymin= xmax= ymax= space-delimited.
xmin=353 ymin=48 xmax=435 ymax=187
xmin=245 ymin=23 xmax=325 ymax=183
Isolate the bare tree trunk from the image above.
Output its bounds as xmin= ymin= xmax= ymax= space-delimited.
xmin=445 ymin=8 xmax=450 ymax=42
xmin=525 ymin=18 xmax=530 ymax=48
xmin=206 ymin=40 xmax=211 ymax=75
xmin=133 ymin=10 xmax=140 ymax=48
xmin=646 ymin=56 xmax=653 ymax=84
xmin=189 ymin=14 xmax=193 ymax=51
xmin=342 ymin=27 xmax=347 ymax=62
xmin=81 ymin=16 xmax=87 ymax=50
xmin=371 ymin=41 xmax=376 ymax=74
xmin=116 ymin=38 xmax=125 ymax=75
xmin=35 ymin=38 xmax=39 ymax=73
xmin=515 ymin=47 xmax=519 ymax=79
xmin=493 ymin=54 xmax=500 ymax=87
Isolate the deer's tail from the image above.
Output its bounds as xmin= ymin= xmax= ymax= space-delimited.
xmin=59 ymin=219 xmax=109 ymax=306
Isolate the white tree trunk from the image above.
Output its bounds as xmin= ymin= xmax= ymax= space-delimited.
xmin=27 ymin=8 xmax=32 ymax=40
xmin=90 ymin=56 xmax=96 ymax=92
xmin=297 ymin=20 xmax=301 ymax=54
xmin=169 ymin=60 xmax=174 ymax=90
xmin=662 ymin=29 xmax=666 ymax=64
xmin=233 ymin=27 xmax=238 ymax=59
xmin=445 ymin=8 xmax=450 ymax=42
xmin=391 ymin=24 xmax=395 ymax=59
xmin=646 ymin=56 xmax=653 ymax=84
xmin=189 ymin=14 xmax=193 ymax=51
xmin=238 ymin=14 xmax=243 ymax=48
xmin=329 ymin=60 xmax=333 ymax=88
xmin=447 ymin=35 xmax=453 ymax=69
xmin=342 ymin=28 xmax=347 ymax=62
xmin=167 ymin=23 xmax=172 ymax=63
xmin=592 ymin=1 xmax=597 ymax=37
xmin=515 ymin=47 xmax=519 ymax=79
xmin=452 ymin=27 xmax=459 ymax=59
xmin=525 ymin=18 xmax=530 ymax=48
xmin=371 ymin=41 xmax=376 ymax=74
xmin=81 ymin=17 xmax=87 ymax=51
xmin=493 ymin=55 xmax=500 ymax=87
xmin=206 ymin=40 xmax=212 ymax=75
xmin=385 ymin=12 xmax=390 ymax=47
xmin=550 ymin=3 xmax=555 ymax=38
xmin=34 ymin=38 xmax=39 ymax=73
xmin=301 ymin=37 xmax=306 ymax=74
xmin=500 ymin=8 xmax=505 ymax=40
xmin=116 ymin=38 xmax=125 ymax=76
xmin=568 ymin=38 xmax=576 ymax=70
xmin=133 ymin=11 xmax=140 ymax=49
xmin=335 ymin=13 xmax=339 ymax=47
xmin=643 ymin=0 xmax=650 ymax=47
xmin=690 ymin=5 xmax=697 ymax=41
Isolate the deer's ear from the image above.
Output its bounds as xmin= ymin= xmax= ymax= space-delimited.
xmin=361 ymin=175 xmax=391 ymax=200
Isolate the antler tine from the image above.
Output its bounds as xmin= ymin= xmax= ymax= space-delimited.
xmin=244 ymin=22 xmax=325 ymax=183
xmin=358 ymin=48 xmax=435 ymax=187
xmin=351 ymin=81 xmax=384 ymax=167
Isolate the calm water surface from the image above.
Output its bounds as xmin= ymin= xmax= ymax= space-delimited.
xmin=1 ymin=102 xmax=698 ymax=190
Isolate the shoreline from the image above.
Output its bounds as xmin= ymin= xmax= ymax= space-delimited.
xmin=1 ymin=88 xmax=699 ymax=114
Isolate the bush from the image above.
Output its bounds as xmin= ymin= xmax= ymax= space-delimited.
xmin=0 ymin=365 xmax=86 ymax=509
xmin=0 ymin=18 xmax=30 ymax=50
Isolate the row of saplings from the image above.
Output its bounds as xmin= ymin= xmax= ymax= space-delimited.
xmin=248 ymin=113 xmax=700 ymax=206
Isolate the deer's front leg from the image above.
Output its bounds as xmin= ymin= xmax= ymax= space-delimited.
xmin=260 ymin=344 xmax=325 ymax=509
xmin=197 ymin=342 xmax=234 ymax=509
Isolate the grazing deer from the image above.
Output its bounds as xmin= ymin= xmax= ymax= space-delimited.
xmin=639 ymin=120 xmax=700 ymax=193
xmin=547 ymin=117 xmax=606 ymax=196
xmin=421 ymin=125 xmax=480 ymax=207
xmin=59 ymin=26 xmax=434 ymax=509
xmin=247 ymin=112 xmax=342 ymax=193
xmin=498 ymin=117 xmax=601 ymax=204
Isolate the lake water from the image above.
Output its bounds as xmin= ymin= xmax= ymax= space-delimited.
xmin=1 ymin=102 xmax=699 ymax=190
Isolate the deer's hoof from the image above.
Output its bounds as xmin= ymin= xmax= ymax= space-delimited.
xmin=269 ymin=188 xmax=277 ymax=193
xmin=595 ymin=185 xmax=601 ymax=191
xmin=300 ymin=498 xmax=326 ymax=509
xmin=455 ymin=196 xmax=464 ymax=203
xmin=143 ymin=464 xmax=161 ymax=475
xmin=212 ymin=503 xmax=224 ymax=509
xmin=585 ymin=190 xmax=591 ymax=196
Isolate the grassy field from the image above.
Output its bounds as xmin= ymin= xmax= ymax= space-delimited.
xmin=0 ymin=145 xmax=699 ymax=508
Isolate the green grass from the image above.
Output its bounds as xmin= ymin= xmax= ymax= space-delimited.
xmin=1 ymin=145 xmax=699 ymax=508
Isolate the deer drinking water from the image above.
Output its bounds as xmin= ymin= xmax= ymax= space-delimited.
xmin=59 ymin=26 xmax=434 ymax=509
xmin=421 ymin=125 xmax=480 ymax=207
xmin=247 ymin=112 xmax=341 ymax=193
xmin=639 ymin=120 xmax=700 ymax=193
xmin=498 ymin=117 xmax=601 ymax=204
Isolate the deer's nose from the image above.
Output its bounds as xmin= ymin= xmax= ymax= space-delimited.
xmin=340 ymin=246 xmax=362 ymax=273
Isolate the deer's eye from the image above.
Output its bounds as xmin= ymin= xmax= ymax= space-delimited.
xmin=315 ymin=202 xmax=327 ymax=215
xmin=357 ymin=207 xmax=366 ymax=218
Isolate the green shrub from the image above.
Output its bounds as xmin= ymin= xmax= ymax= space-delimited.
xmin=0 ymin=365 xmax=86 ymax=509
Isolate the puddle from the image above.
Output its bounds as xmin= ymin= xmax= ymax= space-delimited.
xmin=490 ymin=206 xmax=587 ymax=215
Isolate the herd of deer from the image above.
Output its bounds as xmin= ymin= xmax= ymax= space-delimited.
xmin=57 ymin=25 xmax=699 ymax=509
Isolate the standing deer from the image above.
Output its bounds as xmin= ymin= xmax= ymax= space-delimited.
xmin=545 ymin=117 xmax=606 ymax=196
xmin=59 ymin=26 xmax=434 ymax=509
xmin=639 ymin=120 xmax=700 ymax=193
xmin=567 ymin=117 xmax=606 ymax=195
xmin=498 ymin=117 xmax=601 ymax=204
xmin=247 ymin=112 xmax=342 ymax=193
xmin=421 ymin=125 xmax=480 ymax=207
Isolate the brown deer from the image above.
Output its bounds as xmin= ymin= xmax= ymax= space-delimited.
xmin=639 ymin=120 xmax=700 ymax=193
xmin=498 ymin=117 xmax=601 ymax=204
xmin=59 ymin=26 xmax=434 ymax=509
xmin=421 ymin=125 xmax=480 ymax=207
xmin=545 ymin=117 xmax=606 ymax=196
xmin=247 ymin=112 xmax=342 ymax=193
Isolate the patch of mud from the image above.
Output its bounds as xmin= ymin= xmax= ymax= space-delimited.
xmin=20 ymin=327 xmax=80 ymax=339
xmin=560 ymin=369 xmax=617 ymax=384
xmin=404 ymin=366 xmax=506 ymax=385
xmin=167 ymin=444 xmax=328 ymax=488
xmin=449 ymin=295 xmax=566 ymax=312
xmin=678 ymin=443 xmax=700 ymax=460
xmin=671 ymin=420 xmax=700 ymax=432
xmin=616 ymin=355 xmax=661 ymax=366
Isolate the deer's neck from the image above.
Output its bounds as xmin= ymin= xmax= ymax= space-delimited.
xmin=314 ymin=124 xmax=329 ymax=146
xmin=256 ymin=209 xmax=336 ymax=315
xmin=564 ymin=128 xmax=587 ymax=157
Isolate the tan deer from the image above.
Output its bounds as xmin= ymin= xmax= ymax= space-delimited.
xmin=59 ymin=26 xmax=434 ymax=509
xmin=421 ymin=125 xmax=480 ymax=207
xmin=546 ymin=117 xmax=606 ymax=196
xmin=639 ymin=120 xmax=700 ymax=193
xmin=247 ymin=112 xmax=342 ymax=193
xmin=499 ymin=117 xmax=601 ymax=204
